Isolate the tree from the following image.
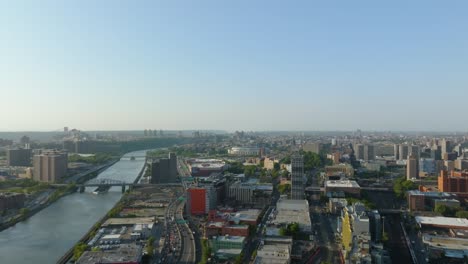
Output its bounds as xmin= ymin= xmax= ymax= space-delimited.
xmin=288 ymin=223 xmax=300 ymax=236
xmin=278 ymin=184 xmax=290 ymax=194
xmin=455 ymin=211 xmax=468 ymax=219
xmin=434 ymin=204 xmax=458 ymax=217
xmin=382 ymin=231 xmax=389 ymax=243
xmin=244 ymin=165 xmax=257 ymax=176
xmin=273 ymin=162 xmax=281 ymax=171
xmin=226 ymin=162 xmax=244 ymax=174
xmin=73 ymin=242 xmax=87 ymax=261
xmin=279 ymin=227 xmax=287 ymax=236
xmin=393 ymin=177 xmax=417 ymax=199
xmin=280 ymin=156 xmax=291 ymax=164
xmin=19 ymin=208 xmax=29 ymax=216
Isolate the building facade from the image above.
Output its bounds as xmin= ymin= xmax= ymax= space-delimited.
xmin=6 ymin=148 xmax=32 ymax=167
xmin=303 ymin=142 xmax=321 ymax=154
xmin=33 ymin=150 xmax=68 ymax=183
xmin=291 ymin=154 xmax=304 ymax=200
xmin=150 ymin=153 xmax=177 ymax=184
xmin=438 ymin=170 xmax=468 ymax=193
xmin=406 ymin=153 xmax=419 ymax=180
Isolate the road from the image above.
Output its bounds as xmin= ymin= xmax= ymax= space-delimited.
xmin=176 ymin=200 xmax=196 ymax=264
xmin=310 ymin=202 xmax=342 ymax=264
xmin=307 ymin=169 xmax=343 ymax=264
xmin=154 ymin=191 xmax=195 ymax=264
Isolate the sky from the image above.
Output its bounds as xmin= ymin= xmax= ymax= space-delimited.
xmin=1 ymin=1 xmax=467 ymax=132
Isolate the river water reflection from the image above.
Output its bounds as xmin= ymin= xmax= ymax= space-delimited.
xmin=0 ymin=150 xmax=146 ymax=263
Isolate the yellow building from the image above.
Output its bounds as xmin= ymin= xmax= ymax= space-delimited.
xmin=341 ymin=207 xmax=352 ymax=253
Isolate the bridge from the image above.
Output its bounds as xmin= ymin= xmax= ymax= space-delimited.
xmin=83 ymin=178 xmax=130 ymax=187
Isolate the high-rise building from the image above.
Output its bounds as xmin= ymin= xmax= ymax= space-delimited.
xmin=444 ymin=160 xmax=455 ymax=172
xmin=369 ymin=210 xmax=382 ymax=243
xmin=354 ymin=144 xmax=365 ymax=160
xmin=303 ymin=142 xmax=321 ymax=154
xmin=33 ymin=150 xmax=68 ymax=183
xmin=406 ymin=153 xmax=419 ymax=180
xmin=455 ymin=158 xmax=468 ymax=171
xmin=419 ymin=158 xmax=436 ymax=176
xmin=331 ymin=138 xmax=337 ymax=146
xmin=441 ymin=138 xmax=452 ymax=158
xmin=394 ymin=144 xmax=400 ymax=160
xmin=409 ymin=145 xmax=420 ymax=160
xmin=430 ymin=146 xmax=442 ymax=160
xmin=399 ymin=145 xmax=409 ymax=160
xmin=150 ymin=153 xmax=177 ymax=184
xmin=438 ymin=170 xmax=468 ymax=193
xmin=6 ymin=148 xmax=32 ymax=167
xmin=169 ymin=152 xmax=177 ymax=178
xmin=364 ymin=145 xmax=375 ymax=161
xmin=291 ymin=154 xmax=304 ymax=200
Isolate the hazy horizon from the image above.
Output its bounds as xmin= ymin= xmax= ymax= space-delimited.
xmin=1 ymin=1 xmax=468 ymax=131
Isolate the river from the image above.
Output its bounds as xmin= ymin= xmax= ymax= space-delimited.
xmin=0 ymin=150 xmax=147 ymax=263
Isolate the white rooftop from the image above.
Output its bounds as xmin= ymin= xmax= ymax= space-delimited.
xmin=325 ymin=180 xmax=360 ymax=188
xmin=416 ymin=216 xmax=468 ymax=229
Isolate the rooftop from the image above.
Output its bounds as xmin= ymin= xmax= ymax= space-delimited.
xmin=407 ymin=190 xmax=455 ymax=198
xmin=76 ymin=244 xmax=142 ymax=264
xmin=325 ymin=180 xmax=360 ymax=188
xmin=214 ymin=236 xmax=246 ymax=243
xmin=102 ymin=217 xmax=154 ymax=227
xmin=416 ymin=216 xmax=468 ymax=229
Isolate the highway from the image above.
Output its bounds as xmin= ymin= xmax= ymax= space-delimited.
xmin=177 ymin=202 xmax=196 ymax=264
xmin=156 ymin=157 xmax=196 ymax=264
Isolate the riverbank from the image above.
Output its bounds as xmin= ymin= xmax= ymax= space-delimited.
xmin=0 ymin=150 xmax=148 ymax=263
xmin=57 ymin=193 xmax=128 ymax=264
xmin=0 ymin=185 xmax=77 ymax=232
xmin=0 ymin=160 xmax=119 ymax=233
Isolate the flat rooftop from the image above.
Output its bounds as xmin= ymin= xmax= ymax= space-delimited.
xmin=276 ymin=199 xmax=309 ymax=211
xmin=102 ymin=217 xmax=154 ymax=227
xmin=76 ymin=244 xmax=142 ymax=264
xmin=416 ymin=216 xmax=468 ymax=229
xmin=214 ymin=236 xmax=246 ymax=243
xmin=407 ymin=190 xmax=455 ymax=198
xmin=325 ymin=180 xmax=360 ymax=188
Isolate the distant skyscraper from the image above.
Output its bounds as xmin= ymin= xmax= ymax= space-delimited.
xmin=399 ymin=145 xmax=409 ymax=160
xmin=355 ymin=144 xmax=365 ymax=160
xmin=394 ymin=144 xmax=400 ymax=160
xmin=406 ymin=153 xmax=419 ymax=180
xmin=441 ymin=139 xmax=451 ymax=158
xmin=409 ymin=145 xmax=420 ymax=160
xmin=364 ymin=145 xmax=375 ymax=161
xmin=331 ymin=138 xmax=337 ymax=146
xmin=431 ymin=145 xmax=442 ymax=160
xmin=291 ymin=154 xmax=304 ymax=200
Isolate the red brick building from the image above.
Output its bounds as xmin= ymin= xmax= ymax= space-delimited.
xmin=438 ymin=170 xmax=468 ymax=193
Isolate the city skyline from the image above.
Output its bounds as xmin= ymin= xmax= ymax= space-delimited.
xmin=2 ymin=1 xmax=468 ymax=131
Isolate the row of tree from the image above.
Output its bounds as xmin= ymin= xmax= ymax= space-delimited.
xmin=435 ymin=204 xmax=468 ymax=218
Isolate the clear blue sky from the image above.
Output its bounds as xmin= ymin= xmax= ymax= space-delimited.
xmin=1 ymin=1 xmax=467 ymax=131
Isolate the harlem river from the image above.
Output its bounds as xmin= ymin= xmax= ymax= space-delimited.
xmin=0 ymin=150 xmax=147 ymax=263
